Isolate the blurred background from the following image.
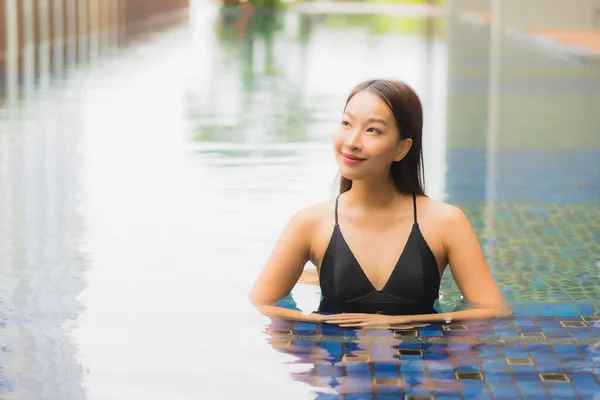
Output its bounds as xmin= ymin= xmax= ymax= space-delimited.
xmin=0 ymin=0 xmax=599 ymax=399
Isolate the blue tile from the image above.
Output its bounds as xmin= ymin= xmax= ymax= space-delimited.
xmin=397 ymin=344 xmax=422 ymax=349
xmin=316 ymin=394 xmax=343 ymax=400
xmin=545 ymin=331 xmax=571 ymax=338
xmin=294 ymin=322 xmax=317 ymax=332
xmin=547 ymin=386 xmax=577 ymax=398
xmin=373 ymin=370 xmax=400 ymax=378
xmin=321 ymin=343 xmax=343 ymax=355
xmin=424 ymin=352 xmax=449 ymax=361
xmin=400 ymin=362 xmax=426 ymax=372
xmin=527 ymin=344 xmax=554 ymax=353
xmin=486 ymin=372 xmax=512 ymax=381
xmin=448 ymin=344 xmax=473 ymax=351
xmin=291 ymin=340 xmax=315 ymax=347
xmin=321 ymin=325 xmax=343 ymax=335
xmin=345 ymin=395 xmax=373 ymax=400
xmin=516 ymin=386 xmax=547 ymax=397
xmin=554 ymin=345 xmax=579 ymax=353
xmin=495 ymin=332 xmax=520 ymax=338
xmin=570 ymin=331 xmax=594 ymax=338
xmin=346 ymin=364 xmax=370 ymax=373
xmin=373 ymin=363 xmax=398 ymax=372
xmin=481 ymin=360 xmax=509 ymax=371
xmin=509 ymin=365 xmax=538 ymax=373
xmin=400 ymin=372 xmax=427 ymax=381
xmin=493 ymin=395 xmax=520 ymax=400
xmin=403 ymin=388 xmax=432 ymax=396
xmin=503 ymin=344 xmax=527 ymax=354
xmin=455 ymin=365 xmax=480 ymax=372
xmin=514 ymin=326 xmax=542 ymax=333
xmin=420 ymin=330 xmax=444 ymax=337
xmin=570 ymin=373 xmax=599 ymax=384
xmin=346 ymin=371 xmax=372 ymax=379
xmin=428 ymin=371 xmax=457 ymax=380
xmin=513 ymin=319 xmax=537 ymax=326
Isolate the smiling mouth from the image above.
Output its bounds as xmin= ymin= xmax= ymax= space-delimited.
xmin=341 ymin=153 xmax=366 ymax=161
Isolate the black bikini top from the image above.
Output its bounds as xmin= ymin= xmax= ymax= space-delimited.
xmin=318 ymin=193 xmax=441 ymax=315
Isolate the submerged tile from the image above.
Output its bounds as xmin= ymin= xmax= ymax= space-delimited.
xmin=455 ymin=371 xmax=483 ymax=380
xmin=393 ymin=330 xmax=419 ymax=338
xmin=520 ymin=332 xmax=546 ymax=338
xmin=539 ymin=373 xmax=570 ymax=382
xmin=397 ymin=349 xmax=424 ymax=357
xmin=373 ymin=377 xmax=403 ymax=386
xmin=506 ymin=357 xmax=534 ymax=365
xmin=560 ymin=321 xmax=587 ymax=328
xmin=442 ymin=324 xmax=468 ymax=331
xmin=582 ymin=316 xmax=600 ymax=322
xmin=343 ymin=354 xmax=371 ymax=363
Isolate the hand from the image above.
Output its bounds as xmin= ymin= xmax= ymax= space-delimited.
xmin=324 ymin=313 xmax=416 ymax=328
xmin=301 ymin=312 xmax=328 ymax=323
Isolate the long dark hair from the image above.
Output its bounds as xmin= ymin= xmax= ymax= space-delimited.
xmin=339 ymin=79 xmax=426 ymax=196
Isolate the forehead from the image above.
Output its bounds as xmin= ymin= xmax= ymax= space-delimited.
xmin=345 ymin=90 xmax=393 ymax=120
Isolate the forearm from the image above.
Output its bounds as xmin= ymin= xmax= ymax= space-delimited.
xmin=255 ymin=304 xmax=322 ymax=323
xmin=396 ymin=304 xmax=513 ymax=324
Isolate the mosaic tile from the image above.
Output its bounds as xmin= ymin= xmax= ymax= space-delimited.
xmin=268 ymin=300 xmax=600 ymax=398
xmin=437 ymin=202 xmax=600 ymax=303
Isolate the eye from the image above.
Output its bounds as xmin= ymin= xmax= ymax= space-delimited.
xmin=341 ymin=120 xmax=351 ymax=127
xmin=367 ymin=127 xmax=382 ymax=135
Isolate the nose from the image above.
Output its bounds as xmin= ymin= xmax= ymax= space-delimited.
xmin=344 ymin=128 xmax=362 ymax=150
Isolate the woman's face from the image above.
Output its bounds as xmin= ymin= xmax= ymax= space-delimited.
xmin=333 ymin=90 xmax=411 ymax=182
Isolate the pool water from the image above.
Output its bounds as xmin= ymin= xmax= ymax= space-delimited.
xmin=0 ymin=1 xmax=599 ymax=399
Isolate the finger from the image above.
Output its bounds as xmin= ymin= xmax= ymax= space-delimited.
xmin=325 ymin=313 xmax=365 ymax=318
xmin=325 ymin=314 xmax=368 ymax=321
xmin=339 ymin=323 xmax=367 ymax=327
xmin=327 ymin=319 xmax=367 ymax=325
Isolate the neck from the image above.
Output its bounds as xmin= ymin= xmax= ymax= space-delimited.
xmin=344 ymin=176 xmax=402 ymax=209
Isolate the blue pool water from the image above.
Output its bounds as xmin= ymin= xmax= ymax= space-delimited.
xmin=0 ymin=1 xmax=599 ymax=399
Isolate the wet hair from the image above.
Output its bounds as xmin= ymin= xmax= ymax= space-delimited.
xmin=339 ymin=79 xmax=426 ymax=196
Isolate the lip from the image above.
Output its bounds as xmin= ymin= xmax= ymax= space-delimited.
xmin=341 ymin=153 xmax=366 ymax=165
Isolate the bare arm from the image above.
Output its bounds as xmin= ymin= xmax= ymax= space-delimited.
xmin=249 ymin=208 xmax=325 ymax=323
xmin=429 ymin=206 xmax=512 ymax=321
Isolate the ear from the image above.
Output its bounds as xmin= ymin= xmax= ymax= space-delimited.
xmin=394 ymin=138 xmax=413 ymax=162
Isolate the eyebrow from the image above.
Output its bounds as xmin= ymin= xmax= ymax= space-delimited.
xmin=343 ymin=111 xmax=387 ymax=126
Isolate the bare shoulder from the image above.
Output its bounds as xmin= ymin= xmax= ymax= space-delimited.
xmin=287 ymin=198 xmax=336 ymax=231
xmin=416 ymin=196 xmax=473 ymax=240
xmin=417 ymin=196 xmax=468 ymax=224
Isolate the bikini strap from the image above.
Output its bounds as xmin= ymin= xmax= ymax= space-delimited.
xmin=412 ymin=192 xmax=418 ymax=224
xmin=334 ymin=194 xmax=340 ymax=225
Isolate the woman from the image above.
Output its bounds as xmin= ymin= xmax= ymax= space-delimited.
xmin=249 ymin=79 xmax=511 ymax=328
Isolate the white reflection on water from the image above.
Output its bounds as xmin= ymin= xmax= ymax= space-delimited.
xmin=0 ymin=3 xmax=451 ymax=399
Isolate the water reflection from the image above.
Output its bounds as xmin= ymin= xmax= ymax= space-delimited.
xmin=0 ymin=2 xmax=190 ymax=398
xmin=0 ymin=77 xmax=87 ymax=399
xmin=265 ymin=320 xmax=491 ymax=398
xmin=0 ymin=0 xmax=189 ymax=103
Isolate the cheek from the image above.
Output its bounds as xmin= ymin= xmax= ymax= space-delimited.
xmin=371 ymin=141 xmax=399 ymax=161
xmin=333 ymin=129 xmax=345 ymax=149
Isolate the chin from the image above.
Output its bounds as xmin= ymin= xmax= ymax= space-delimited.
xmin=338 ymin=168 xmax=366 ymax=181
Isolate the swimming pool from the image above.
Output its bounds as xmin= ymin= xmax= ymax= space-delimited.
xmin=0 ymin=2 xmax=599 ymax=399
